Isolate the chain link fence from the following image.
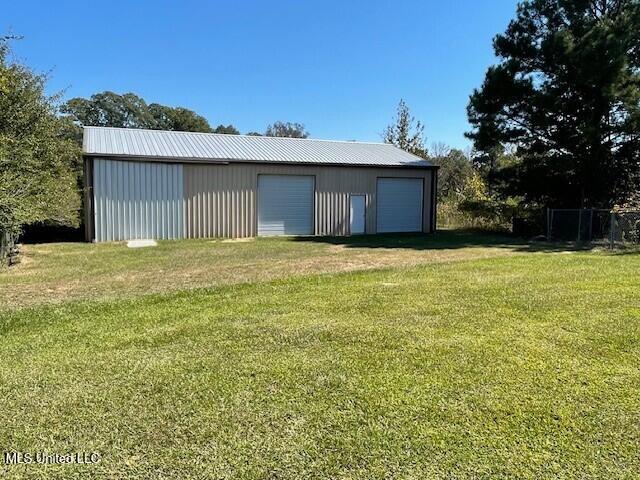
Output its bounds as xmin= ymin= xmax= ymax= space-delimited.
xmin=547 ymin=208 xmax=640 ymax=248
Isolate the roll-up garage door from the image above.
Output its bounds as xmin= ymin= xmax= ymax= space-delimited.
xmin=258 ymin=175 xmax=314 ymax=236
xmin=376 ymin=178 xmax=423 ymax=233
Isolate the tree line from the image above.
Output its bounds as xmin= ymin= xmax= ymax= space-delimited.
xmin=61 ymin=91 xmax=309 ymax=139
xmin=1 ymin=0 xmax=639 ymax=240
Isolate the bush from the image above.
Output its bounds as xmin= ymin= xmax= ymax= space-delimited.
xmin=436 ymin=168 xmax=518 ymax=231
xmin=457 ymin=198 xmax=517 ymax=230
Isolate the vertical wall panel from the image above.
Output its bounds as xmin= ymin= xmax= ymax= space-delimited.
xmin=93 ymin=158 xmax=184 ymax=242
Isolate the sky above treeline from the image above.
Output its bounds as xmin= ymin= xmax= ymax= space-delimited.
xmin=4 ymin=0 xmax=519 ymax=149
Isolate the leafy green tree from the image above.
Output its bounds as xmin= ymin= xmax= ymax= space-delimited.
xmin=467 ymin=0 xmax=640 ymax=208
xmin=62 ymin=91 xmax=230 ymax=134
xmin=265 ymin=121 xmax=309 ymax=138
xmin=213 ymin=124 xmax=240 ymax=134
xmin=62 ymin=91 xmax=154 ymax=129
xmin=383 ymin=99 xmax=427 ymax=158
xmin=148 ymin=104 xmax=211 ymax=132
xmin=432 ymin=148 xmax=475 ymax=201
xmin=0 ymin=37 xmax=80 ymax=235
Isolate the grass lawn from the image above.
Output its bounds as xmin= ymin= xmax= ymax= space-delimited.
xmin=1 ymin=230 xmax=538 ymax=310
xmin=1 ymin=232 xmax=638 ymax=478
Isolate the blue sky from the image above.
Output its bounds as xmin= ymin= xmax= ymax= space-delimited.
xmin=4 ymin=0 xmax=518 ymax=148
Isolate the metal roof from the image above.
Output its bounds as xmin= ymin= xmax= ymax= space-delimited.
xmin=83 ymin=126 xmax=432 ymax=168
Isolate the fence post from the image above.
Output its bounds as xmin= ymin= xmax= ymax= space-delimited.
xmin=588 ymin=208 xmax=594 ymax=242
xmin=577 ymin=208 xmax=582 ymax=242
xmin=610 ymin=212 xmax=615 ymax=250
xmin=0 ymin=230 xmax=7 ymax=267
xmin=546 ymin=208 xmax=549 ymax=239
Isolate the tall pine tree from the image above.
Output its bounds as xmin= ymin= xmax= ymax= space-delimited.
xmin=467 ymin=0 xmax=640 ymax=207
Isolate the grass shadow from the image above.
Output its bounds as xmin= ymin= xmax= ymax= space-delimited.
xmin=293 ymin=229 xmax=594 ymax=253
xmin=609 ymin=246 xmax=640 ymax=256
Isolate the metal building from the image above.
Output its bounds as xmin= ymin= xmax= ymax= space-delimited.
xmin=82 ymin=127 xmax=438 ymax=242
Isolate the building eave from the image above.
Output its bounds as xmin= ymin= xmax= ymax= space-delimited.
xmin=82 ymin=153 xmax=436 ymax=169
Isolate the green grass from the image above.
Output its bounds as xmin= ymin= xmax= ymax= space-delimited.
xmin=0 ymin=230 xmax=540 ymax=310
xmin=1 ymin=233 xmax=639 ymax=478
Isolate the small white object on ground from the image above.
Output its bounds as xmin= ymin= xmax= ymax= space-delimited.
xmin=221 ymin=238 xmax=255 ymax=243
xmin=127 ymin=239 xmax=158 ymax=248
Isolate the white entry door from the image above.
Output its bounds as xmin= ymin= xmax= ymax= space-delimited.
xmin=350 ymin=195 xmax=366 ymax=234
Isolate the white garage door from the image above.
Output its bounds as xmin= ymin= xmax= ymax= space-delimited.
xmin=258 ymin=175 xmax=314 ymax=236
xmin=376 ymin=178 xmax=423 ymax=233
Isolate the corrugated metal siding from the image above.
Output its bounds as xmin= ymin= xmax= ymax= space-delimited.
xmin=183 ymin=163 xmax=433 ymax=238
xmin=349 ymin=195 xmax=366 ymax=234
xmin=93 ymin=158 xmax=184 ymax=241
xmin=84 ymin=126 xmax=432 ymax=168
xmin=183 ymin=162 xmax=255 ymax=238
